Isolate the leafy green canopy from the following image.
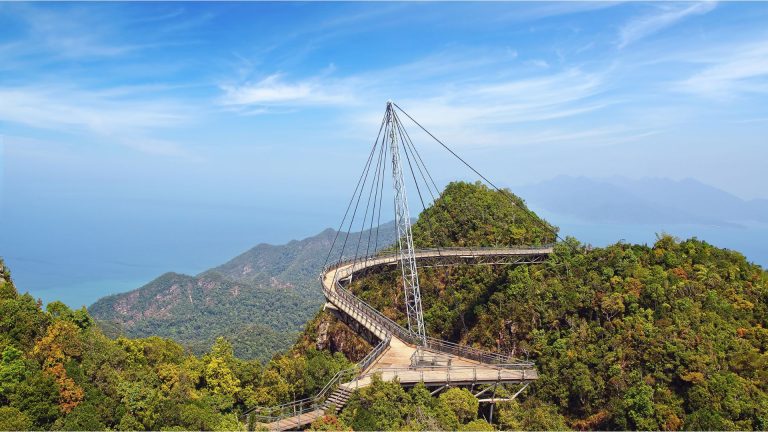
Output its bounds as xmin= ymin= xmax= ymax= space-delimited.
xmin=412 ymin=181 xmax=557 ymax=247
xmin=89 ymin=272 xmax=310 ymax=362
xmin=339 ymin=377 xmax=493 ymax=431
xmin=340 ymin=181 xmax=768 ymax=430
xmin=0 ymin=258 xmax=353 ymax=431
xmin=347 ymin=236 xmax=768 ymax=429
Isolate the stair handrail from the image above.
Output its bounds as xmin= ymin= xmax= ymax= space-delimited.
xmin=244 ymin=247 xmax=549 ymax=427
xmin=242 ymin=336 xmax=391 ymax=423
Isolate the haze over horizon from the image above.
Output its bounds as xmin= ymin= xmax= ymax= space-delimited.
xmin=1 ymin=2 xmax=767 ymax=306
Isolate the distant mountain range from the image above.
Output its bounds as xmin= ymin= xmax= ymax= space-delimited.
xmin=89 ymin=224 xmax=396 ymax=360
xmin=516 ymin=176 xmax=768 ymax=226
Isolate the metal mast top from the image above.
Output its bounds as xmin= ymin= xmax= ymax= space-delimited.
xmin=385 ymin=101 xmax=427 ymax=345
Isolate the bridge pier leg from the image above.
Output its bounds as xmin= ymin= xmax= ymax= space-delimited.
xmin=430 ymin=384 xmax=447 ymax=396
xmin=473 ymin=385 xmax=493 ymax=398
xmin=489 ymin=384 xmax=497 ymax=424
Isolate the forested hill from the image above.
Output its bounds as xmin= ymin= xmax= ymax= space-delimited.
xmin=0 ymin=258 xmax=354 ymax=430
xmin=299 ymin=181 xmax=768 ymax=430
xmin=89 ymin=224 xmax=395 ymax=361
xmin=4 ymin=181 xmax=767 ymax=431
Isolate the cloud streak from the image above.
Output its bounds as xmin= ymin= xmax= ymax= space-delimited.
xmin=618 ymin=1 xmax=717 ymax=49
xmin=218 ymin=49 xmax=616 ymax=148
xmin=0 ymin=85 xmax=192 ymax=157
xmin=219 ymin=74 xmax=356 ymax=108
xmin=678 ymin=40 xmax=768 ymax=98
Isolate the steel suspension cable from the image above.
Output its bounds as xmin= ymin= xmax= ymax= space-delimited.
xmin=324 ymin=116 xmax=386 ymax=269
xmin=395 ymin=110 xmax=470 ymax=251
xmin=402 ymin=138 xmax=437 ymax=203
xmin=334 ymin=123 xmax=385 ymax=281
xmin=395 ymin=110 xmax=478 ymax=247
xmin=394 ymin=118 xmax=429 ymax=213
xmin=373 ymin=131 xmax=388 ymax=255
xmin=393 ymin=102 xmax=563 ymax=245
xmin=355 ymin=124 xmax=387 ymax=264
xmin=393 ymin=112 xmax=450 ymax=261
xmin=365 ymin=132 xmax=387 ymax=259
xmin=394 ymin=110 xmax=440 ymax=200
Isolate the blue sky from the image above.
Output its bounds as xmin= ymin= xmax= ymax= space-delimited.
xmin=1 ymin=2 xmax=768 ymax=306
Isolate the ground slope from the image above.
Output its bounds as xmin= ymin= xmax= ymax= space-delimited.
xmin=89 ymin=225 xmax=395 ymax=360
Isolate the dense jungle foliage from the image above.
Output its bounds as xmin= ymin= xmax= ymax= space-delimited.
xmin=344 ymin=181 xmax=768 ymax=430
xmin=0 ymin=259 xmax=356 ymax=431
xmin=90 ymin=271 xmax=310 ymax=362
xmin=2 ymin=181 xmax=767 ymax=430
xmin=0 ymin=257 xmax=516 ymax=432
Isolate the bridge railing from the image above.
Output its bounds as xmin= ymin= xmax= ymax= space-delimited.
xmin=242 ymin=335 xmax=390 ymax=426
xmin=345 ymin=365 xmax=536 ymax=390
xmin=423 ymin=337 xmax=533 ymax=369
xmin=327 ymin=245 xmax=555 ymax=275
xmin=411 ymin=347 xmax=453 ymax=367
xmin=331 ymin=283 xmax=418 ymax=343
xmin=322 ymin=251 xmax=538 ymax=370
xmin=243 ymin=247 xmax=546 ymax=428
xmin=328 ymin=284 xmax=535 ymax=369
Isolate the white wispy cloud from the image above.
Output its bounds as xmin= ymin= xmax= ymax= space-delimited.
xmin=1 ymin=4 xmax=142 ymax=59
xmin=618 ymin=1 xmax=717 ymax=49
xmin=373 ymin=68 xmax=613 ymax=149
xmin=0 ymin=85 xmax=192 ymax=157
xmin=678 ymin=40 xmax=768 ymax=98
xmin=217 ymin=50 xmax=511 ymax=110
xmin=219 ymin=74 xmax=357 ymax=108
xmin=397 ymin=68 xmax=607 ymax=126
xmin=218 ymin=47 xmax=619 ymax=148
xmin=476 ymin=2 xmax=622 ymax=25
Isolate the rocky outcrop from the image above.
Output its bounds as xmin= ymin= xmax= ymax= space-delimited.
xmin=298 ymin=310 xmax=372 ymax=363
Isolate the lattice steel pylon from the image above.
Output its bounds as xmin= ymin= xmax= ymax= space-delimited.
xmin=385 ymin=101 xmax=427 ymax=345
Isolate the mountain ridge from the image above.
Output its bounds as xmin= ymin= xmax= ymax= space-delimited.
xmin=89 ymin=223 xmax=396 ymax=360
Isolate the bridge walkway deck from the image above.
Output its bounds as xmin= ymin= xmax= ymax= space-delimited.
xmin=250 ymin=247 xmax=551 ymax=430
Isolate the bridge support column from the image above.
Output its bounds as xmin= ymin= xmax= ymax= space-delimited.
xmin=385 ymin=102 xmax=427 ymax=345
xmin=489 ymin=385 xmax=497 ymax=424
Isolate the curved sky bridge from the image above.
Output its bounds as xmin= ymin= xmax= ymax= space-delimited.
xmin=244 ymin=102 xmax=560 ymax=430
xmin=323 ymin=247 xmax=553 ymax=384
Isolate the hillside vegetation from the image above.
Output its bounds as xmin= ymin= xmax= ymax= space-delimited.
xmin=3 ymin=181 xmax=767 ymax=431
xmin=0 ymin=258 xmax=355 ymax=430
xmin=89 ymin=225 xmax=395 ymax=361
xmin=311 ymin=181 xmax=768 ymax=430
xmin=0 ymin=257 xmax=489 ymax=431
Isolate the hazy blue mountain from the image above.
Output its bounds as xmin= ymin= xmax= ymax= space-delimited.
xmin=517 ymin=176 xmax=768 ymax=226
xmin=89 ymin=223 xmax=396 ymax=360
